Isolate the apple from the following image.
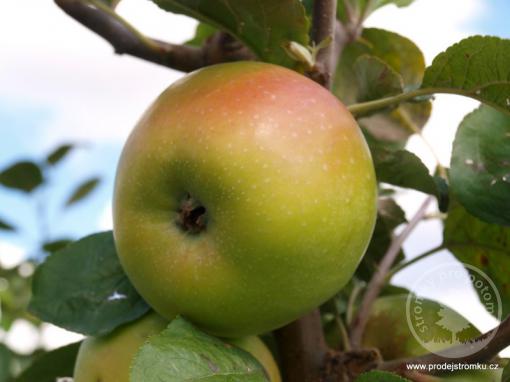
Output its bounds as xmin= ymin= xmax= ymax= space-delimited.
xmin=73 ymin=312 xmax=281 ymax=382
xmin=229 ymin=336 xmax=282 ymax=382
xmin=361 ymin=295 xmax=502 ymax=381
xmin=113 ymin=61 xmax=377 ymax=337
xmin=73 ymin=313 xmax=168 ymax=382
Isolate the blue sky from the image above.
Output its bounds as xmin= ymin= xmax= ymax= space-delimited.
xmin=474 ymin=0 xmax=510 ymax=38
xmin=0 ymin=100 xmax=121 ymax=254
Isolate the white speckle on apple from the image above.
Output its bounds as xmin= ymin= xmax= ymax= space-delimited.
xmin=322 ymin=164 xmax=329 ymax=171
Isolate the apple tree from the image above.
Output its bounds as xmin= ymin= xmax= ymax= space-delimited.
xmin=3 ymin=0 xmax=510 ymax=381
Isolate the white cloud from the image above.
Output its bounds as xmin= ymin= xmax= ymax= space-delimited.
xmin=98 ymin=203 xmax=113 ymax=231
xmin=0 ymin=0 xmax=196 ymax=146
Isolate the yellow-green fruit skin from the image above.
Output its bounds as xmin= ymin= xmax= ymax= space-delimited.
xmin=229 ymin=336 xmax=281 ymax=382
xmin=73 ymin=313 xmax=168 ymax=382
xmin=73 ymin=313 xmax=281 ymax=382
xmin=113 ymin=61 xmax=377 ymax=337
xmin=362 ymin=295 xmax=502 ymax=381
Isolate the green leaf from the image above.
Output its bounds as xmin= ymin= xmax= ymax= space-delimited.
xmin=0 ymin=161 xmax=43 ymax=193
xmin=337 ymin=1 xmax=415 ymax=25
xmin=46 ymin=144 xmax=74 ymax=166
xmin=356 ymin=370 xmax=412 ymax=382
xmin=65 ymin=177 xmax=100 ymax=207
xmin=334 ymin=28 xmax=430 ymax=149
xmin=354 ymin=55 xmax=404 ymax=102
xmin=372 ymin=147 xmax=439 ymax=196
xmin=503 ymin=361 xmax=510 ymax=382
xmin=356 ymin=198 xmax=406 ymax=280
xmin=131 ymin=317 xmax=268 ymax=382
xmin=335 ymin=28 xmax=425 ymax=100
xmin=362 ymin=28 xmax=424 ymax=88
xmin=186 ymin=23 xmax=217 ymax=46
xmin=151 ymin=0 xmax=310 ymax=67
xmin=380 ymin=284 xmax=411 ymax=297
xmin=450 ymin=106 xmax=510 ymax=226
xmin=374 ymin=0 xmax=415 ymax=10
xmin=0 ymin=344 xmax=11 ymax=382
xmin=13 ymin=342 xmax=81 ymax=382
xmin=444 ymin=202 xmax=510 ymax=317
xmin=0 ymin=217 xmax=15 ymax=231
xmin=29 ymin=232 xmax=149 ymax=336
xmin=333 ymin=28 xmax=425 ymax=94
xmin=42 ymin=238 xmax=73 ymax=253
xmin=98 ymin=0 xmax=121 ymax=7
xmin=422 ymin=36 xmax=510 ymax=115
xmin=378 ymin=197 xmax=407 ymax=229
xmin=434 ymin=175 xmax=450 ymax=213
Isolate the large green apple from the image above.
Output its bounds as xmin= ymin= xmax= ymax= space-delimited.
xmin=362 ymin=295 xmax=502 ymax=381
xmin=73 ymin=312 xmax=281 ymax=382
xmin=113 ymin=61 xmax=377 ymax=337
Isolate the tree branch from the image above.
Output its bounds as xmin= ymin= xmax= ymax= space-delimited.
xmin=349 ymin=196 xmax=434 ymax=349
xmin=54 ymin=0 xmax=254 ymax=72
xmin=381 ymin=314 xmax=510 ymax=373
xmin=275 ymin=310 xmax=330 ymax=381
xmin=311 ymin=0 xmax=338 ymax=88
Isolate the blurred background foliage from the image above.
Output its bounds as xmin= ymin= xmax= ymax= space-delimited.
xmin=0 ymin=145 xmax=100 ymax=379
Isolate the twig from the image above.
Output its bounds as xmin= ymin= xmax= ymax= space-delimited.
xmin=381 ymin=314 xmax=510 ymax=373
xmin=349 ymin=196 xmax=434 ymax=349
xmin=54 ymin=0 xmax=254 ymax=72
xmin=335 ymin=315 xmax=351 ymax=351
xmin=311 ymin=0 xmax=338 ymax=88
xmin=386 ymin=245 xmax=444 ymax=280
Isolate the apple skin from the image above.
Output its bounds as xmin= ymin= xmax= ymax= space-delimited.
xmin=73 ymin=312 xmax=281 ymax=382
xmin=73 ymin=313 xmax=168 ymax=382
xmin=361 ymin=295 xmax=502 ymax=381
xmin=229 ymin=336 xmax=282 ymax=382
xmin=113 ymin=61 xmax=377 ymax=337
